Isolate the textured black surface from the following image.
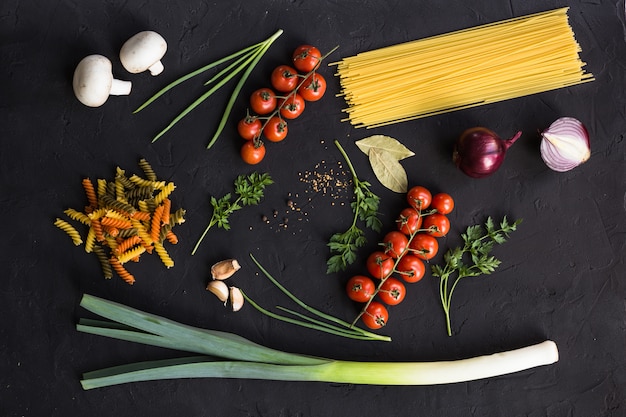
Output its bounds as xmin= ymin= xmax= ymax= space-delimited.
xmin=2 ymin=1 xmax=625 ymax=416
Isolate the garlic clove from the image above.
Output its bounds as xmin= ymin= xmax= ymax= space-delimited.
xmin=206 ymin=280 xmax=229 ymax=304
xmin=229 ymin=286 xmax=244 ymax=312
xmin=211 ymin=259 xmax=241 ymax=280
xmin=540 ymin=117 xmax=591 ymax=172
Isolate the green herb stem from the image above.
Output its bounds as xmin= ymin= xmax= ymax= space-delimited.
xmin=432 ymin=216 xmax=522 ymax=336
xmin=326 ymin=140 xmax=382 ymax=273
xmin=191 ymin=173 xmax=273 ymax=256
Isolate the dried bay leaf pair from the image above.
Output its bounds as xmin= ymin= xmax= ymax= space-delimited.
xmin=355 ymin=135 xmax=414 ymax=193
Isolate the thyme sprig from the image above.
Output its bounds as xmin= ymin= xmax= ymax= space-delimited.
xmin=432 ymin=216 xmax=522 ymax=336
xmin=191 ymin=172 xmax=273 ymax=255
xmin=326 ymin=140 xmax=382 ymax=274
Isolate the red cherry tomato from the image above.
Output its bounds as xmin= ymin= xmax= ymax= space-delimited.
xmin=395 ymin=254 xmax=425 ymax=283
xmin=362 ymin=301 xmax=388 ymax=329
xmin=297 ymin=73 xmax=326 ymax=102
xmin=382 ymin=231 xmax=409 ymax=258
xmin=409 ymin=233 xmax=439 ymax=260
xmin=263 ymin=117 xmax=288 ymax=142
xmin=271 ymin=65 xmax=299 ymax=92
xmin=240 ymin=140 xmax=266 ymax=165
xmin=237 ymin=116 xmax=262 ymax=140
xmin=407 ymin=186 xmax=432 ymax=211
xmin=431 ymin=193 xmax=455 ymax=214
xmin=378 ymin=277 xmax=406 ymax=305
xmin=346 ymin=275 xmax=376 ymax=303
xmin=250 ymin=88 xmax=277 ymax=115
xmin=366 ymin=251 xmax=394 ymax=279
xmin=278 ymin=93 xmax=305 ymax=119
xmin=396 ymin=207 xmax=422 ymax=236
xmin=292 ymin=45 xmax=322 ymax=73
xmin=422 ymin=213 xmax=450 ymax=237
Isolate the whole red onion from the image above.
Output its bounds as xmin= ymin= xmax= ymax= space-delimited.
xmin=452 ymin=127 xmax=522 ymax=178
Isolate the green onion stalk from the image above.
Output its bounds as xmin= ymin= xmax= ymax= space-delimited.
xmin=77 ymin=294 xmax=559 ymax=390
xmin=134 ymin=29 xmax=283 ymax=148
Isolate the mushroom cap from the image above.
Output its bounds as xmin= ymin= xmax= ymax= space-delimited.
xmin=120 ymin=31 xmax=167 ymax=75
xmin=73 ymin=55 xmax=114 ymax=107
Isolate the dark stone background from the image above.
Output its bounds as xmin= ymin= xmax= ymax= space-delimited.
xmin=1 ymin=1 xmax=624 ymax=416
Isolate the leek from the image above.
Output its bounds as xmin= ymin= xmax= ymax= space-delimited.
xmin=77 ymin=294 xmax=559 ymax=390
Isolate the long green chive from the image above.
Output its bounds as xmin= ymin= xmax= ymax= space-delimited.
xmin=77 ymin=294 xmax=559 ymax=390
xmin=206 ymin=29 xmax=282 ymax=149
xmin=133 ymin=41 xmax=262 ymax=113
xmin=134 ymin=29 xmax=283 ymax=146
xmin=247 ymin=253 xmax=390 ymax=341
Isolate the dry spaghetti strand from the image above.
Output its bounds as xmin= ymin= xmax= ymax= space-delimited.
xmin=334 ymin=8 xmax=593 ymax=128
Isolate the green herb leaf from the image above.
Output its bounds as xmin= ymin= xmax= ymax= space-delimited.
xmin=355 ymin=135 xmax=415 ymax=160
xmin=368 ymin=148 xmax=408 ymax=193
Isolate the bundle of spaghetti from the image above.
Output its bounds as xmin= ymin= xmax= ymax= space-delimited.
xmin=334 ymin=8 xmax=594 ymax=128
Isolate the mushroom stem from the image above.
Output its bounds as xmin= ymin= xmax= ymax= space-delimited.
xmin=110 ymin=79 xmax=132 ymax=96
xmin=148 ymin=61 xmax=164 ymax=76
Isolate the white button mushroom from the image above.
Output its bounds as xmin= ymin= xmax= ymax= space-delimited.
xmin=72 ymin=54 xmax=132 ymax=107
xmin=120 ymin=31 xmax=167 ymax=76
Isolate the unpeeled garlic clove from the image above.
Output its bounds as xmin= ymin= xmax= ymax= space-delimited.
xmin=229 ymin=286 xmax=244 ymax=312
xmin=206 ymin=280 xmax=229 ymax=304
xmin=211 ymin=259 xmax=241 ymax=280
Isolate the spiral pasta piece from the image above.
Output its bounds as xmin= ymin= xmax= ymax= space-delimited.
xmin=82 ymin=178 xmax=98 ymax=210
xmin=54 ymin=218 xmax=83 ymax=246
xmin=93 ymin=245 xmax=113 ymax=279
xmin=153 ymin=241 xmax=174 ymax=268
xmin=138 ymin=158 xmax=157 ymax=181
xmin=109 ymin=256 xmax=135 ymax=285
xmin=153 ymin=182 xmax=176 ymax=205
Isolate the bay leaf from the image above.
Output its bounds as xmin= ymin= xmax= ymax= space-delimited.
xmin=369 ymin=148 xmax=408 ymax=193
xmin=355 ymin=135 xmax=415 ymax=160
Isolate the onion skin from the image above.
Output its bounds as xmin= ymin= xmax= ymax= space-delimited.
xmin=453 ymin=127 xmax=522 ymax=178
xmin=540 ymin=117 xmax=590 ymax=172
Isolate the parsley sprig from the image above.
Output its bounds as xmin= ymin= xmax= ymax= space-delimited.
xmin=432 ymin=216 xmax=522 ymax=336
xmin=191 ymin=172 xmax=273 ymax=255
xmin=327 ymin=140 xmax=382 ymax=274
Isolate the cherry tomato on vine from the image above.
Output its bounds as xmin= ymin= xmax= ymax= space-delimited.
xmin=263 ymin=116 xmax=288 ymax=142
xmin=250 ymin=88 xmax=277 ymax=115
xmin=237 ymin=116 xmax=262 ymax=140
xmin=378 ymin=277 xmax=406 ymax=305
xmin=407 ymin=186 xmax=432 ymax=211
xmin=431 ymin=193 xmax=455 ymax=215
xmin=292 ymin=45 xmax=322 ymax=73
xmin=366 ymin=251 xmax=395 ymax=279
xmin=396 ymin=207 xmax=422 ymax=236
xmin=271 ymin=65 xmax=299 ymax=92
xmin=278 ymin=93 xmax=305 ymax=119
xmin=297 ymin=73 xmax=326 ymax=102
xmin=346 ymin=275 xmax=376 ymax=303
xmin=409 ymin=233 xmax=439 ymax=260
xmin=382 ymin=231 xmax=409 ymax=259
xmin=422 ymin=213 xmax=450 ymax=237
xmin=362 ymin=301 xmax=388 ymax=329
xmin=240 ymin=140 xmax=266 ymax=165
xmin=395 ymin=254 xmax=425 ymax=283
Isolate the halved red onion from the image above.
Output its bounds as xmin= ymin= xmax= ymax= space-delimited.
xmin=540 ymin=117 xmax=591 ymax=172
